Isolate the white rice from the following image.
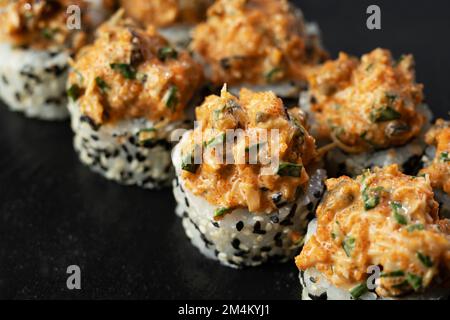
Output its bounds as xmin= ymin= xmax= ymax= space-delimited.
xmin=0 ymin=44 xmax=70 ymax=120
xmin=172 ymin=131 xmax=326 ymax=268
xmin=299 ymin=219 xmax=450 ymax=300
xmin=68 ymin=100 xmax=179 ymax=189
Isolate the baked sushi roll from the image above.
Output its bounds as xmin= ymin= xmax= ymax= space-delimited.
xmin=190 ymin=0 xmax=327 ymax=98
xmin=0 ymin=0 xmax=112 ymax=120
xmin=172 ymin=86 xmax=326 ymax=268
xmin=420 ymin=119 xmax=450 ymax=218
xmin=296 ymin=165 xmax=450 ymax=300
xmin=300 ymin=48 xmax=432 ymax=177
xmin=67 ymin=13 xmax=203 ymax=189
xmin=120 ymin=0 xmax=213 ymax=48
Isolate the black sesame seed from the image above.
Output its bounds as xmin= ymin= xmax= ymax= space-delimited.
xmin=126 ymin=155 xmax=133 ymax=163
xmin=236 ymin=221 xmax=244 ymax=231
xmin=1 ymin=75 xmax=8 ymax=85
xmin=253 ymin=221 xmax=266 ymax=235
xmin=15 ymin=92 xmax=21 ymax=102
xmin=136 ymin=153 xmax=146 ymax=162
xmin=314 ymin=190 xmax=322 ymax=198
xmin=91 ymin=135 xmax=99 ymax=141
xmin=184 ymin=197 xmax=190 ymax=208
xmin=231 ymin=238 xmax=240 ymax=250
xmin=212 ymin=222 xmax=220 ymax=228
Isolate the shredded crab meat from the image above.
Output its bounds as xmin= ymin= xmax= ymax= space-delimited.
xmin=296 ymin=165 xmax=450 ymax=297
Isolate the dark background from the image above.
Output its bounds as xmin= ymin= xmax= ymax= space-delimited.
xmin=0 ymin=0 xmax=449 ymax=299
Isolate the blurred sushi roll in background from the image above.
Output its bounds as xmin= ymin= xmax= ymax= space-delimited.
xmin=190 ymin=0 xmax=327 ymax=99
xmin=67 ymin=12 xmax=203 ymax=189
xmin=300 ymin=48 xmax=432 ymax=177
xmin=120 ymin=0 xmax=213 ymax=48
xmin=419 ymin=119 xmax=450 ymax=218
xmin=0 ymin=0 xmax=113 ymax=120
xmin=172 ymin=86 xmax=326 ymax=268
xmin=296 ymin=165 xmax=450 ymax=300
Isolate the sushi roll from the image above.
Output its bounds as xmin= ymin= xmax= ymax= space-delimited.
xmin=300 ymin=48 xmax=432 ymax=177
xmin=172 ymin=86 xmax=326 ymax=268
xmin=67 ymin=13 xmax=203 ymax=189
xmin=0 ymin=0 xmax=113 ymax=120
xmin=296 ymin=165 xmax=450 ymax=300
xmin=120 ymin=0 xmax=213 ymax=48
xmin=190 ymin=0 xmax=327 ymax=99
xmin=419 ymin=119 xmax=450 ymax=218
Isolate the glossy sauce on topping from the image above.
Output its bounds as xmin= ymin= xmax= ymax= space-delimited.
xmin=181 ymin=87 xmax=318 ymax=214
xmin=120 ymin=0 xmax=212 ymax=28
xmin=307 ymin=48 xmax=425 ymax=152
xmin=296 ymin=165 xmax=450 ymax=297
xmin=191 ymin=0 xmax=327 ymax=86
xmin=420 ymin=119 xmax=450 ymax=195
xmin=0 ymin=0 xmax=102 ymax=50
xmin=68 ymin=14 xmax=203 ymax=125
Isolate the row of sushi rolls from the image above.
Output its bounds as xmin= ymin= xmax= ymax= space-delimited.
xmin=0 ymin=0 xmax=449 ymax=300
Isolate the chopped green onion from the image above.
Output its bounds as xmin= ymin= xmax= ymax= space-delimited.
xmin=95 ymin=77 xmax=109 ymax=93
xmin=380 ymin=270 xmax=405 ymax=278
xmin=342 ymin=236 xmax=355 ymax=257
xmin=417 ymin=252 xmax=433 ymax=268
xmin=362 ymin=187 xmax=383 ymax=211
xmin=391 ymin=201 xmax=408 ymax=225
xmin=181 ymin=152 xmax=199 ymax=173
xmin=406 ymin=273 xmax=422 ymax=291
xmin=349 ymin=283 xmax=368 ymax=299
xmin=214 ymin=207 xmax=232 ymax=218
xmin=164 ymin=85 xmax=179 ymax=110
xmin=370 ymin=106 xmax=401 ymax=123
xmin=245 ymin=142 xmax=267 ymax=153
xmin=385 ymin=93 xmax=397 ymax=104
xmin=110 ymin=63 xmax=137 ymax=80
xmin=277 ymin=163 xmax=303 ymax=178
xmin=204 ymin=133 xmax=225 ymax=148
xmin=42 ymin=27 xmax=57 ymax=40
xmin=265 ymin=67 xmax=282 ymax=83
xmin=407 ymin=224 xmax=424 ymax=232
xmin=67 ymin=84 xmax=81 ymax=101
xmin=157 ymin=47 xmax=178 ymax=61
xmin=440 ymin=151 xmax=449 ymax=162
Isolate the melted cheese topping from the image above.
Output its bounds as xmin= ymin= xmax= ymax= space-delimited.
xmin=191 ymin=0 xmax=327 ymax=86
xmin=180 ymin=87 xmax=317 ymax=214
xmin=120 ymin=0 xmax=212 ymax=27
xmin=68 ymin=13 xmax=203 ymax=125
xmin=307 ymin=48 xmax=425 ymax=152
xmin=420 ymin=119 xmax=450 ymax=195
xmin=0 ymin=0 xmax=104 ymax=50
xmin=296 ymin=165 xmax=450 ymax=297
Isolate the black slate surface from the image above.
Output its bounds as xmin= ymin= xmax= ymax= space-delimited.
xmin=0 ymin=0 xmax=449 ymax=299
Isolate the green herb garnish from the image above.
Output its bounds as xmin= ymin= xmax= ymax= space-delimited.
xmin=349 ymin=283 xmax=368 ymax=299
xmin=204 ymin=133 xmax=226 ymax=148
xmin=370 ymin=106 xmax=401 ymax=123
xmin=362 ymin=187 xmax=383 ymax=211
xmin=417 ymin=252 xmax=433 ymax=268
xmin=67 ymin=84 xmax=81 ymax=101
xmin=277 ymin=163 xmax=303 ymax=178
xmin=95 ymin=77 xmax=109 ymax=93
xmin=164 ymin=85 xmax=179 ymax=110
xmin=265 ymin=67 xmax=282 ymax=83
xmin=157 ymin=47 xmax=178 ymax=61
xmin=406 ymin=273 xmax=422 ymax=291
xmin=380 ymin=270 xmax=405 ymax=278
xmin=110 ymin=63 xmax=137 ymax=80
xmin=440 ymin=151 xmax=449 ymax=162
xmin=181 ymin=151 xmax=199 ymax=173
xmin=214 ymin=207 xmax=232 ymax=218
xmin=391 ymin=201 xmax=408 ymax=225
xmin=407 ymin=224 xmax=424 ymax=232
xmin=342 ymin=236 xmax=356 ymax=257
